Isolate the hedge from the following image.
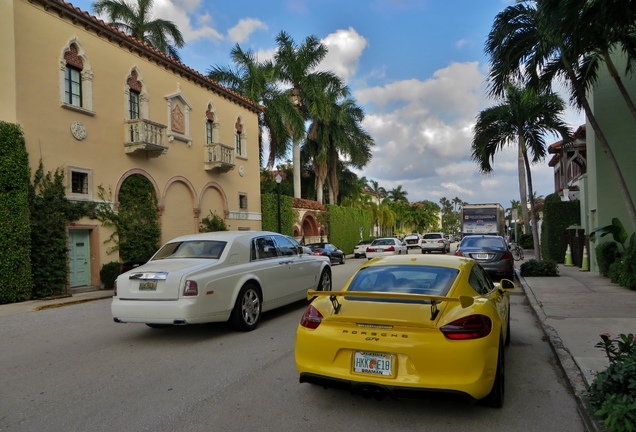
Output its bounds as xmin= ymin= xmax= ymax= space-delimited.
xmin=325 ymin=205 xmax=372 ymax=254
xmin=540 ymin=194 xmax=580 ymax=263
xmin=0 ymin=122 xmax=33 ymax=303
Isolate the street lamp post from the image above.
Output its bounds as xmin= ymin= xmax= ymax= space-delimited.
xmin=275 ymin=174 xmax=282 ymax=233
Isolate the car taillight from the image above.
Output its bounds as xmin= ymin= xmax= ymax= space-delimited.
xmin=455 ymin=250 xmax=462 ymax=256
xmin=113 ymin=280 xmax=117 ymax=297
xmin=300 ymin=305 xmax=323 ymax=329
xmin=385 ymin=246 xmax=395 ymax=252
xmin=313 ymin=252 xmax=324 ymax=256
xmin=502 ymin=252 xmax=512 ymax=260
xmin=438 ymin=240 xmax=444 ymax=243
xmin=366 ymin=247 xmax=374 ymax=252
xmin=184 ymin=280 xmax=198 ymax=296
xmin=440 ymin=315 xmax=492 ymax=340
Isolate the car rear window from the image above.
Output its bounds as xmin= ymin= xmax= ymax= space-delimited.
xmin=423 ymin=233 xmax=442 ymax=239
xmin=372 ymin=239 xmax=394 ymax=245
xmin=461 ymin=237 xmax=505 ymax=248
xmin=153 ymin=241 xmax=226 ymax=260
xmin=345 ymin=265 xmax=459 ymax=303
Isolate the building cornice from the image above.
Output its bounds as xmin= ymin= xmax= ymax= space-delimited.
xmin=27 ymin=0 xmax=262 ymax=114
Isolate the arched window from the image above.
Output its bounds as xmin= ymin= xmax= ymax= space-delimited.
xmin=235 ymin=117 xmax=246 ymax=158
xmin=206 ymin=107 xmax=215 ymax=144
xmin=127 ymin=70 xmax=142 ymax=120
xmin=60 ymin=40 xmax=94 ymax=114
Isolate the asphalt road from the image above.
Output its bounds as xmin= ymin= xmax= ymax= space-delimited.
xmin=0 ymin=250 xmax=586 ymax=432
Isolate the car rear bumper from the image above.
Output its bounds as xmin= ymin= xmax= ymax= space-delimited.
xmin=111 ymin=298 xmax=230 ymax=325
xmin=479 ymin=261 xmax=514 ymax=276
xmin=299 ymin=372 xmax=475 ymax=402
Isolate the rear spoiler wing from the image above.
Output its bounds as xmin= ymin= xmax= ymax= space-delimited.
xmin=307 ymin=290 xmax=475 ymax=320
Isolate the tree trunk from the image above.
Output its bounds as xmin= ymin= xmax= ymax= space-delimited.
xmin=522 ymin=147 xmax=541 ymax=261
xmin=517 ymin=139 xmax=530 ymax=234
xmin=293 ymin=139 xmax=301 ymax=199
xmin=603 ymin=51 xmax=636 ymax=122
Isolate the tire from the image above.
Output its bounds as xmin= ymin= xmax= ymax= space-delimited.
xmin=440 ymin=248 xmax=446 ymax=254
xmin=146 ymin=323 xmax=171 ymax=329
xmin=317 ymin=269 xmax=332 ymax=291
xmin=229 ymin=283 xmax=262 ymax=332
xmin=505 ymin=312 xmax=511 ymax=347
xmin=482 ymin=340 xmax=505 ymax=408
xmin=519 ymin=249 xmax=524 ymax=260
xmin=354 ymin=253 xmax=360 ymax=259
xmin=340 ymin=254 xmax=345 ymax=265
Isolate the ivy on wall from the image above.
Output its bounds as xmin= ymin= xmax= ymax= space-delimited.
xmin=261 ymin=193 xmax=296 ymax=236
xmin=0 ymin=122 xmax=32 ymax=303
xmin=29 ymin=162 xmax=94 ymax=298
xmin=95 ymin=174 xmax=160 ymax=262
xmin=540 ymin=193 xmax=581 ymax=262
xmin=325 ymin=205 xmax=372 ymax=253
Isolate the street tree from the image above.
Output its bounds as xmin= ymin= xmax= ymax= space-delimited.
xmin=472 ymin=83 xmax=570 ymax=260
xmin=486 ymin=0 xmax=636 ymax=231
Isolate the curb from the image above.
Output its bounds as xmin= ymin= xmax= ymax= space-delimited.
xmin=32 ymin=293 xmax=113 ymax=311
xmin=516 ymin=270 xmax=605 ymax=432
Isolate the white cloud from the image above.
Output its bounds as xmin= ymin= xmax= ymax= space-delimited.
xmin=455 ymin=39 xmax=471 ymax=49
xmin=320 ymin=28 xmax=367 ymax=84
xmin=228 ymin=18 xmax=268 ymax=43
xmin=151 ymin=0 xmax=223 ymax=42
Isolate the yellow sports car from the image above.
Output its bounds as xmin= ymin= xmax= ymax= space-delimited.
xmin=294 ymin=254 xmax=515 ymax=407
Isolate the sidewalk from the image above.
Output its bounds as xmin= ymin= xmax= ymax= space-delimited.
xmin=0 ymin=289 xmax=113 ymax=318
xmin=517 ymin=250 xmax=636 ymax=432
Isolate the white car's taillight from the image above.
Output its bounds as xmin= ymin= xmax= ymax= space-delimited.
xmin=300 ymin=305 xmax=323 ymax=329
xmin=440 ymin=315 xmax=492 ymax=340
xmin=184 ymin=280 xmax=198 ymax=296
xmin=113 ymin=280 xmax=117 ymax=297
xmin=385 ymin=246 xmax=395 ymax=252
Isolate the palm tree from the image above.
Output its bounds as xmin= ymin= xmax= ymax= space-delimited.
xmin=472 ymin=83 xmax=570 ymax=260
xmin=367 ymin=180 xmax=387 ymax=201
xmin=274 ymin=31 xmax=347 ymax=199
xmin=387 ymin=185 xmax=409 ymax=203
xmin=93 ymin=0 xmax=185 ymax=61
xmin=207 ymin=45 xmax=303 ymax=167
xmin=486 ymin=0 xmax=636 ymax=231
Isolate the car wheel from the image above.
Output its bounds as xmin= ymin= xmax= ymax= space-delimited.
xmin=354 ymin=253 xmax=360 ymax=259
xmin=441 ymin=248 xmax=446 ymax=254
xmin=146 ymin=324 xmax=171 ymax=329
xmin=230 ymin=283 xmax=262 ymax=332
xmin=482 ymin=339 xmax=505 ymax=408
xmin=317 ymin=269 xmax=332 ymax=291
xmin=340 ymin=254 xmax=345 ymax=265
xmin=505 ymin=312 xmax=511 ymax=347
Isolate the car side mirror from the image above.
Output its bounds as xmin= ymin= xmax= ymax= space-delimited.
xmin=500 ymin=279 xmax=516 ymax=290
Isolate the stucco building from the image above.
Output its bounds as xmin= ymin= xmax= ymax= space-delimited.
xmin=1 ymin=0 xmax=262 ymax=290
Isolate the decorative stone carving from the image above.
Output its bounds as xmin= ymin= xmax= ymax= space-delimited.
xmin=171 ymin=105 xmax=185 ymax=134
xmin=70 ymin=121 xmax=87 ymax=140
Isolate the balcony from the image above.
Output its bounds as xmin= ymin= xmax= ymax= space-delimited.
xmin=204 ymin=143 xmax=235 ymax=173
xmin=124 ymin=119 xmax=168 ymax=158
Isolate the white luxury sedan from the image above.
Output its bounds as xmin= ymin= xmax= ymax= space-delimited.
xmin=112 ymin=231 xmax=331 ymax=331
xmin=365 ymin=237 xmax=408 ymax=260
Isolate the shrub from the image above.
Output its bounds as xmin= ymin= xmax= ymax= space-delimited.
xmin=199 ymin=211 xmax=228 ymax=232
xmin=100 ymin=261 xmax=121 ymax=289
xmin=540 ymin=197 xmax=581 ymax=262
xmin=0 ymin=122 xmax=33 ymax=303
xmin=586 ymin=333 xmax=636 ymax=432
xmin=596 ymin=241 xmax=621 ymax=277
xmin=519 ymin=233 xmax=534 ymax=249
xmin=520 ymin=259 xmax=559 ymax=277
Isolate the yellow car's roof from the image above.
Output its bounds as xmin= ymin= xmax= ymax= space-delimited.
xmin=363 ymin=254 xmax=473 ymax=270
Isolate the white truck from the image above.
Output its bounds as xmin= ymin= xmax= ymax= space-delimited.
xmin=461 ymin=203 xmax=505 ymax=238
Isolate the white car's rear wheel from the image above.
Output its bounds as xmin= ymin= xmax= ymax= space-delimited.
xmin=318 ymin=269 xmax=332 ymax=291
xmin=230 ymin=283 xmax=262 ymax=332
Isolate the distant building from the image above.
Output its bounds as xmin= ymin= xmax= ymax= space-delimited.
xmin=548 ymin=125 xmax=586 ymax=201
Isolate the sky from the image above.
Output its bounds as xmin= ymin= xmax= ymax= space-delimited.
xmin=71 ymin=0 xmax=585 ymax=209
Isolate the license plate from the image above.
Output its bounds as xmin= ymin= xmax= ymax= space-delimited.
xmin=475 ymin=253 xmax=489 ymax=259
xmin=139 ymin=280 xmax=157 ymax=290
xmin=353 ymin=351 xmax=393 ymax=376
